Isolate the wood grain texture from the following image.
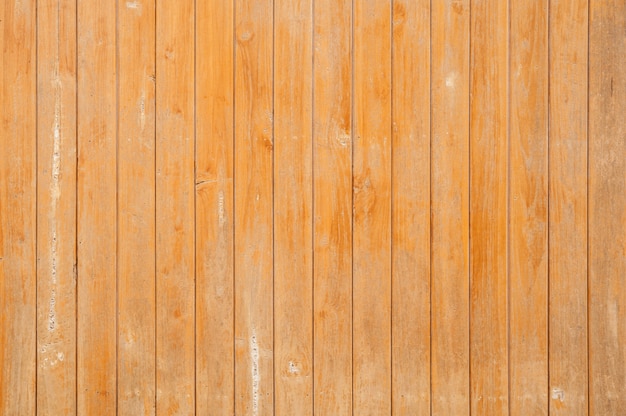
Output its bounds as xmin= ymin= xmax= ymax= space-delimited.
xmin=36 ymin=0 xmax=77 ymax=413
xmin=353 ymin=0 xmax=392 ymax=413
xmin=469 ymin=0 xmax=508 ymax=414
xmin=391 ymin=0 xmax=430 ymax=414
xmin=234 ymin=0 xmax=274 ymax=414
xmin=274 ymin=0 xmax=313 ymax=414
xmin=430 ymin=0 xmax=470 ymax=414
xmin=2 ymin=1 xmax=626 ymax=414
xmin=76 ymin=0 xmax=117 ymax=411
xmin=155 ymin=0 xmax=196 ymax=413
xmin=509 ymin=1 xmax=548 ymax=414
xmin=118 ymin=0 xmax=156 ymax=414
xmin=589 ymin=1 xmax=626 ymax=413
xmin=195 ymin=0 xmax=235 ymax=414
xmin=0 ymin=0 xmax=37 ymax=413
xmin=312 ymin=0 xmax=353 ymax=413
xmin=549 ymin=1 xmax=588 ymax=414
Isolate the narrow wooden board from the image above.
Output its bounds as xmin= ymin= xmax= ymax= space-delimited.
xmin=118 ymin=0 xmax=156 ymax=413
xmin=76 ymin=0 xmax=117 ymax=411
xmin=155 ymin=0 xmax=196 ymax=413
xmin=312 ymin=0 xmax=353 ymax=413
xmin=391 ymin=0 xmax=430 ymax=413
xmin=0 ymin=0 xmax=37 ymax=413
xmin=195 ymin=0 xmax=235 ymax=413
xmin=353 ymin=0 xmax=392 ymax=413
xmin=589 ymin=1 xmax=626 ymax=413
xmin=36 ymin=0 xmax=77 ymax=413
xmin=234 ymin=0 xmax=274 ymax=414
xmin=274 ymin=0 xmax=313 ymax=414
xmin=548 ymin=1 xmax=588 ymax=414
xmin=509 ymin=1 xmax=549 ymax=414
xmin=430 ymin=0 xmax=470 ymax=414
xmin=469 ymin=0 xmax=508 ymax=413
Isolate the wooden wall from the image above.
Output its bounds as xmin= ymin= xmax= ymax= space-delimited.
xmin=1 ymin=0 xmax=625 ymax=414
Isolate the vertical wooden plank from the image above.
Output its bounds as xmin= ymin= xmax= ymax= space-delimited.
xmin=312 ymin=0 xmax=352 ymax=413
xmin=509 ymin=1 xmax=548 ymax=414
xmin=548 ymin=1 xmax=588 ymax=414
xmin=195 ymin=0 xmax=234 ymax=413
xmin=391 ymin=0 xmax=430 ymax=413
xmin=76 ymin=0 xmax=117 ymax=411
xmin=155 ymin=0 xmax=195 ymax=412
xmin=118 ymin=0 xmax=156 ymax=414
xmin=353 ymin=0 xmax=391 ymax=413
xmin=430 ymin=0 xmax=470 ymax=414
xmin=0 ymin=0 xmax=37 ymax=413
xmin=589 ymin=1 xmax=626 ymax=413
xmin=36 ymin=0 xmax=77 ymax=413
xmin=469 ymin=0 xmax=508 ymax=414
xmin=234 ymin=0 xmax=274 ymax=413
xmin=274 ymin=0 xmax=313 ymax=414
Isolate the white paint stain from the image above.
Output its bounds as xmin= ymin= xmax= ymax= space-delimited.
xmin=48 ymin=288 xmax=57 ymax=331
xmin=288 ymin=361 xmax=299 ymax=374
xmin=126 ymin=0 xmax=141 ymax=11
xmin=337 ymin=133 xmax=350 ymax=147
xmin=445 ymin=72 xmax=459 ymax=88
xmin=49 ymin=71 xmax=62 ymax=332
xmin=250 ymin=331 xmax=260 ymax=415
xmin=551 ymin=387 xmax=565 ymax=402
xmin=218 ymin=190 xmax=225 ymax=226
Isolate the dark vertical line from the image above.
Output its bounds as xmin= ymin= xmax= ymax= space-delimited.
xmin=152 ymin=0 xmax=159 ymax=410
xmin=271 ymin=0 xmax=276 ymax=414
xmin=586 ymin=1 xmax=591 ymax=414
xmin=506 ymin=0 xmax=511 ymax=414
xmin=232 ymin=0 xmax=237 ymax=411
xmin=467 ymin=0 xmax=472 ymax=413
xmin=546 ymin=0 xmax=551 ymax=413
xmin=193 ymin=0 xmax=198 ymax=412
xmin=428 ymin=0 xmax=434 ymax=414
xmin=75 ymin=0 xmax=79 ymax=411
xmin=350 ymin=0 xmax=355 ymax=413
xmin=500 ymin=0 xmax=524 ymax=409
xmin=114 ymin=0 xmax=120 ymax=412
xmin=389 ymin=0 xmax=393 ymax=413
xmin=34 ymin=0 xmax=39 ymax=412
xmin=310 ymin=0 xmax=315 ymax=413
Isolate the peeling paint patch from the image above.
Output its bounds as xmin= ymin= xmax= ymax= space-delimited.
xmin=250 ymin=330 xmax=259 ymax=416
xmin=126 ymin=0 xmax=141 ymax=11
xmin=218 ymin=190 xmax=225 ymax=226
xmin=288 ymin=361 xmax=299 ymax=374
xmin=551 ymin=387 xmax=565 ymax=402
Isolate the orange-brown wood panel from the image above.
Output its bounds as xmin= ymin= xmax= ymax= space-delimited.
xmin=274 ymin=0 xmax=313 ymax=414
xmin=509 ymin=1 xmax=549 ymax=414
xmin=36 ymin=0 xmax=77 ymax=414
xmin=76 ymin=0 xmax=117 ymax=412
xmin=312 ymin=0 xmax=353 ymax=413
xmin=118 ymin=0 xmax=156 ymax=414
xmin=430 ymin=0 xmax=470 ymax=414
xmin=234 ymin=0 xmax=274 ymax=414
xmin=549 ymin=1 xmax=589 ymax=414
xmin=469 ymin=0 xmax=509 ymax=414
xmin=195 ymin=0 xmax=235 ymax=414
xmin=589 ymin=1 xmax=626 ymax=413
xmin=155 ymin=0 xmax=196 ymax=413
xmin=353 ymin=0 xmax=392 ymax=413
xmin=391 ymin=0 xmax=430 ymax=414
xmin=0 ymin=0 xmax=37 ymax=413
